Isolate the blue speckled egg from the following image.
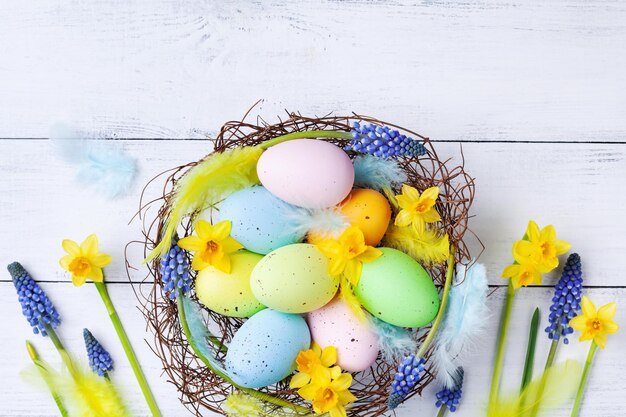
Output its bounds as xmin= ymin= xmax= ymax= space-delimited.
xmin=217 ymin=186 xmax=304 ymax=254
xmin=225 ymin=309 xmax=311 ymax=388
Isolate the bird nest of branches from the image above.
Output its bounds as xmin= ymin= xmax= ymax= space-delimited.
xmin=131 ymin=111 xmax=477 ymax=417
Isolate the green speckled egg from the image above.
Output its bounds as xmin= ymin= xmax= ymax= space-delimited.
xmin=251 ymin=244 xmax=339 ymax=313
xmin=355 ymin=248 xmax=439 ymax=327
xmin=196 ymin=251 xmax=266 ymax=318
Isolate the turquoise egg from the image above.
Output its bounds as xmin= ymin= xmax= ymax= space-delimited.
xmin=225 ymin=309 xmax=311 ymax=388
xmin=217 ymin=186 xmax=304 ymax=254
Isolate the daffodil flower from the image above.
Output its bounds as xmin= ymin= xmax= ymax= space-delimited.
xmin=394 ymin=184 xmax=441 ymax=234
xmin=177 ymin=220 xmax=243 ymax=273
xmin=290 ymin=343 xmax=338 ymax=389
xmin=569 ymin=296 xmax=619 ymax=349
xmin=501 ymin=250 xmax=543 ymax=289
xmin=514 ymin=220 xmax=571 ymax=272
xmin=59 ymin=234 xmax=112 ymax=286
xmin=297 ymin=366 xmax=357 ymax=417
xmin=315 ymin=226 xmax=382 ymax=286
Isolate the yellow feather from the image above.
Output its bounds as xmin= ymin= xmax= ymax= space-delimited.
xmin=382 ymin=224 xmax=449 ymax=266
xmin=339 ymin=278 xmax=368 ymax=322
xmin=146 ymin=145 xmax=263 ymax=262
xmin=488 ymin=360 xmax=581 ymax=417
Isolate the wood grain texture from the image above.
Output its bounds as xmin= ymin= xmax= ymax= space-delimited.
xmin=0 ymin=0 xmax=625 ymax=141
xmin=2 ymin=284 xmax=624 ymax=416
xmin=1 ymin=139 xmax=623 ymax=286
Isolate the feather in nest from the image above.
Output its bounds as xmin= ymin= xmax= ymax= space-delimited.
xmin=284 ymin=207 xmax=350 ymax=238
xmin=432 ymin=262 xmax=489 ymax=388
xmin=367 ymin=316 xmax=416 ymax=363
xmin=383 ymin=224 xmax=449 ymax=266
xmin=49 ymin=123 xmax=137 ymax=200
xmin=353 ymin=155 xmax=407 ymax=191
xmin=147 ymin=144 xmax=263 ymax=261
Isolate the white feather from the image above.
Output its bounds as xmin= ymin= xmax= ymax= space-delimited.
xmin=49 ymin=123 xmax=137 ymax=199
xmin=432 ymin=262 xmax=490 ymax=388
xmin=368 ymin=316 xmax=416 ymax=363
xmin=284 ymin=207 xmax=350 ymax=237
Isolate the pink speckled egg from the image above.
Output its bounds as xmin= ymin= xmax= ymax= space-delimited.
xmin=307 ymin=297 xmax=379 ymax=372
xmin=257 ymin=139 xmax=355 ymax=209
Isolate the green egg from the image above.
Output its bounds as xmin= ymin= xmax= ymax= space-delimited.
xmin=355 ymin=248 xmax=439 ymax=327
xmin=195 ymin=251 xmax=266 ymax=318
xmin=251 ymin=243 xmax=340 ymax=314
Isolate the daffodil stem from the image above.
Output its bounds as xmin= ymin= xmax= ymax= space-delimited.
xmin=26 ymin=341 xmax=69 ymax=417
xmin=528 ymin=337 xmax=559 ymax=417
xmin=94 ymin=282 xmax=162 ymax=417
xmin=416 ymin=247 xmax=456 ymax=359
xmin=259 ymin=130 xmax=353 ymax=150
xmin=488 ymin=281 xmax=517 ymax=412
xmin=176 ymin=292 xmax=310 ymax=414
xmin=570 ymin=342 xmax=598 ymax=417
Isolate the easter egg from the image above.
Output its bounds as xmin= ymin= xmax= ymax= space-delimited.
xmin=217 ymin=186 xmax=304 ymax=254
xmin=308 ymin=189 xmax=391 ymax=246
xmin=195 ymin=251 xmax=266 ymax=318
xmin=307 ymin=297 xmax=379 ymax=372
xmin=355 ymin=248 xmax=439 ymax=327
xmin=251 ymin=243 xmax=339 ymax=313
xmin=225 ymin=309 xmax=311 ymax=388
xmin=257 ymin=139 xmax=355 ymax=209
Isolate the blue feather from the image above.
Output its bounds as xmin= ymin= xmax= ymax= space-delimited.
xmin=368 ymin=316 xmax=416 ymax=362
xmin=353 ymin=155 xmax=407 ymax=190
xmin=49 ymin=123 xmax=137 ymax=199
xmin=432 ymin=262 xmax=490 ymax=388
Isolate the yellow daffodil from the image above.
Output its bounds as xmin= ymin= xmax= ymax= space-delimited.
xmin=569 ymin=296 xmax=619 ymax=349
xmin=60 ymin=234 xmax=112 ymax=286
xmin=394 ymin=184 xmax=441 ymax=233
xmin=514 ymin=220 xmax=571 ymax=272
xmin=290 ymin=343 xmax=338 ymax=389
xmin=297 ymin=366 xmax=357 ymax=417
xmin=501 ymin=248 xmax=543 ymax=289
xmin=315 ymin=226 xmax=382 ymax=285
xmin=177 ymin=220 xmax=242 ymax=273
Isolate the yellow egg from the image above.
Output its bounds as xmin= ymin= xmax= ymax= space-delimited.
xmin=195 ymin=251 xmax=266 ymax=318
xmin=308 ymin=189 xmax=391 ymax=246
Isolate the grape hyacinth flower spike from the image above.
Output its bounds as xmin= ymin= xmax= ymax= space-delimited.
xmin=8 ymin=262 xmax=61 ymax=336
xmin=159 ymin=235 xmax=192 ymax=300
xmin=83 ymin=328 xmax=114 ymax=377
xmin=545 ymin=253 xmax=583 ymax=343
xmin=435 ymin=367 xmax=464 ymax=415
xmin=346 ymin=122 xmax=427 ymax=158
xmin=388 ymin=355 xmax=426 ymax=410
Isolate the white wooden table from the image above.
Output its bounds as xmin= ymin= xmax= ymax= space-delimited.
xmin=1 ymin=1 xmax=625 ymax=416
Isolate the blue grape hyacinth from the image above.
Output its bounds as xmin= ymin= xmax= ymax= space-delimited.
xmin=388 ymin=355 xmax=426 ymax=410
xmin=8 ymin=262 xmax=61 ymax=336
xmin=346 ymin=122 xmax=427 ymax=158
xmin=545 ymin=253 xmax=583 ymax=343
xmin=83 ymin=328 xmax=114 ymax=377
xmin=160 ymin=236 xmax=192 ymax=299
xmin=435 ymin=367 xmax=464 ymax=412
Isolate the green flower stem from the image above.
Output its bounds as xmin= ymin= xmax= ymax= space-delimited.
xmin=487 ymin=281 xmax=517 ymax=412
xmin=95 ymin=281 xmax=162 ymax=417
xmin=521 ymin=308 xmax=540 ymax=393
xmin=415 ymin=246 xmax=456 ymax=359
xmin=259 ymin=130 xmax=353 ymax=150
xmin=528 ymin=337 xmax=559 ymax=417
xmin=436 ymin=405 xmax=448 ymax=417
xmin=26 ymin=341 xmax=69 ymax=417
xmin=570 ymin=342 xmax=598 ymax=417
xmin=44 ymin=325 xmax=75 ymax=374
xmin=176 ymin=293 xmax=310 ymax=414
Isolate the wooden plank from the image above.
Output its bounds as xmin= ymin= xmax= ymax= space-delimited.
xmin=2 ymin=282 xmax=624 ymax=416
xmin=1 ymin=139 xmax=623 ymax=286
xmin=0 ymin=0 xmax=625 ymax=141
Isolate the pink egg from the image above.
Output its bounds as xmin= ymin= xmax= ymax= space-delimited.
xmin=307 ymin=297 xmax=379 ymax=372
xmin=257 ymin=139 xmax=354 ymax=209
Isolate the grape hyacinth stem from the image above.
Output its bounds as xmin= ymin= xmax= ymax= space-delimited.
xmin=528 ymin=337 xmax=559 ymax=417
xmin=95 ymin=281 xmax=162 ymax=417
xmin=488 ymin=281 xmax=516 ymax=413
xmin=44 ymin=324 xmax=75 ymax=375
xmin=259 ymin=130 xmax=352 ymax=150
xmin=570 ymin=342 xmax=598 ymax=417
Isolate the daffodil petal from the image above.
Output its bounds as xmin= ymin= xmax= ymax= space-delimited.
xmin=72 ymin=274 xmax=87 ymax=287
xmin=501 ymin=264 xmax=519 ymax=278
xmin=394 ymin=210 xmax=413 ymax=227
xmin=62 ymin=239 xmax=80 ymax=256
xmin=512 ymin=240 xmax=533 ymax=262
xmin=553 ymin=240 xmax=571 ymax=255
xmin=59 ymin=255 xmax=73 ymax=269
xmin=568 ymin=315 xmax=587 ymax=331
xmin=420 ymin=186 xmax=439 ymax=201
xmin=603 ymin=320 xmax=620 ymax=334
xmin=320 ymin=346 xmax=337 ymax=368
xmin=329 ymin=366 xmax=342 ymax=379
xmin=221 ymin=236 xmax=243 ymax=253
xmin=541 ymin=224 xmax=557 ymax=242
xmin=343 ymin=261 xmax=362 ymax=286
xmin=329 ymin=407 xmax=346 ymax=417
xmin=90 ymin=267 xmax=104 ymax=282
xmin=316 ymin=240 xmax=342 ymax=258
xmin=298 ymin=384 xmax=318 ymax=401
xmin=194 ymin=220 xmax=213 ymax=241
xmin=422 ymin=209 xmax=442 ymax=223
xmin=594 ymin=333 xmax=607 ymax=349
xmin=328 ymin=257 xmax=348 ymax=277
xmin=290 ymin=372 xmax=310 ymax=388
xmin=311 ymin=342 xmax=322 ymax=357
xmin=359 ymin=246 xmax=382 ymax=263
xmin=401 ymin=184 xmax=421 ymax=201
xmin=80 ymin=234 xmax=99 ymax=256
xmin=338 ymin=390 xmax=357 ymax=404
xmin=177 ymin=236 xmax=204 ymax=252
xmin=330 ymin=374 xmax=353 ymax=392
xmin=212 ymin=220 xmax=232 ymax=241
xmin=212 ymin=254 xmax=231 ymax=274
xmin=526 ymin=220 xmax=540 ymax=241
xmin=395 ymin=194 xmax=412 ymax=210
xmin=191 ymin=255 xmax=209 ymax=271
xmin=581 ymin=296 xmax=597 ymax=318
xmin=92 ymin=253 xmax=112 ymax=268
xmin=598 ymin=302 xmax=617 ymax=321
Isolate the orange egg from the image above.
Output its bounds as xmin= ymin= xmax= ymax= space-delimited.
xmin=308 ymin=189 xmax=391 ymax=246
